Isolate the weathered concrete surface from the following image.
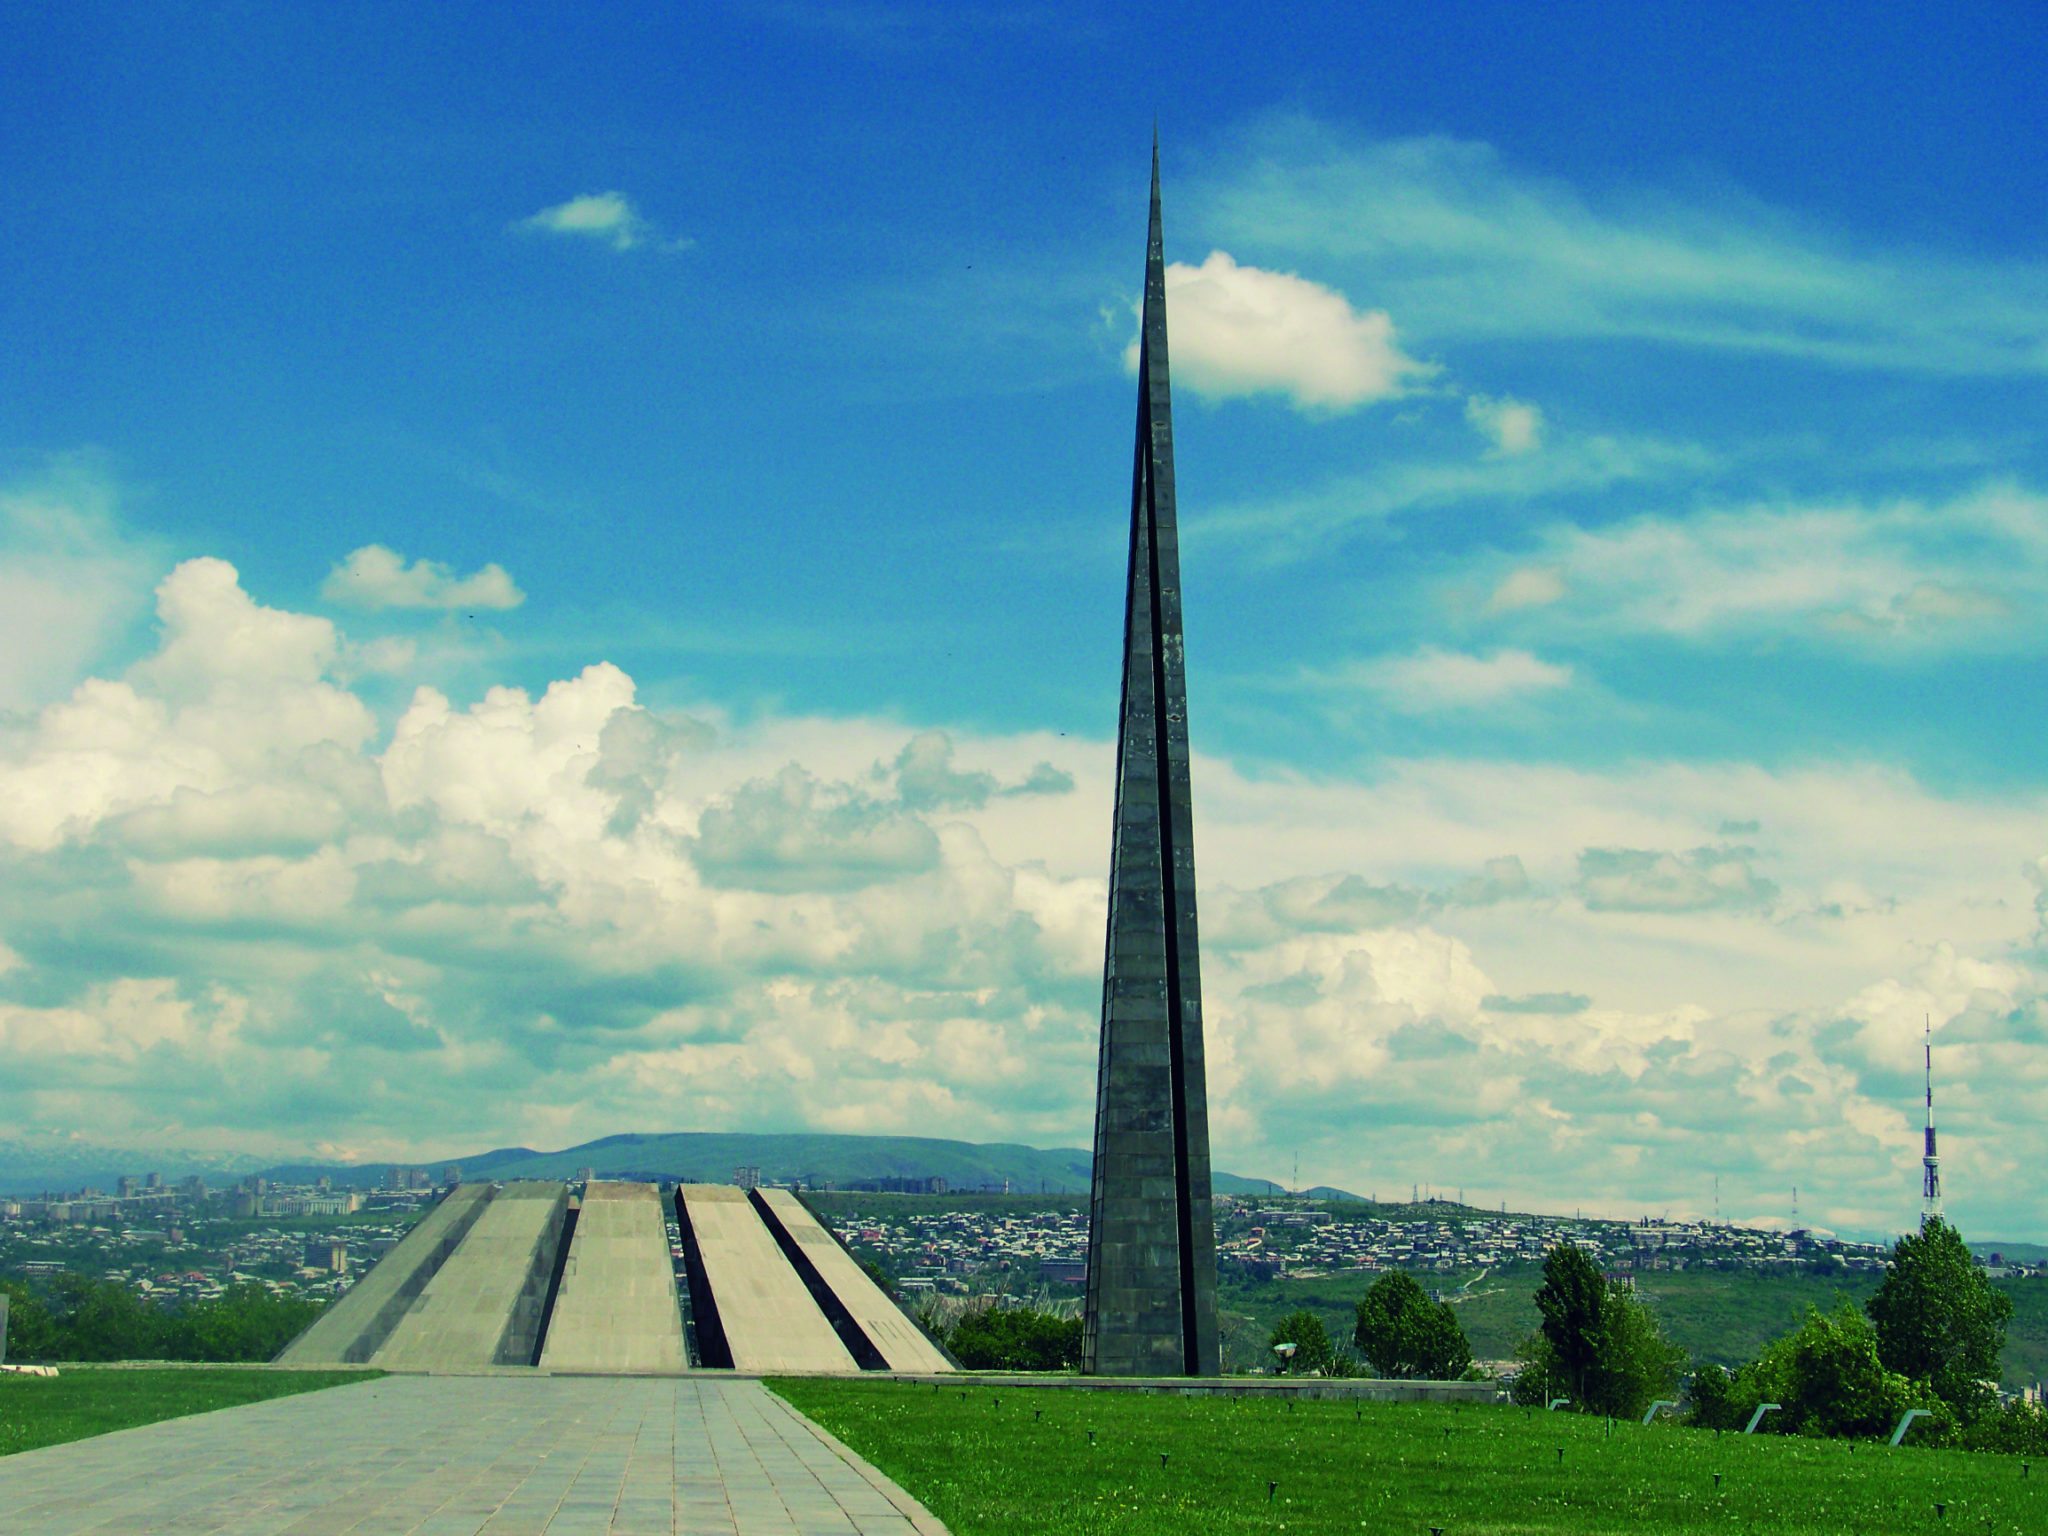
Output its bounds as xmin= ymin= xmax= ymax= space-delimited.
xmin=280 ymin=1183 xmax=495 ymax=1365
xmin=754 ymin=1189 xmax=951 ymax=1374
xmin=1084 ymin=145 xmax=1220 ymax=1378
xmin=375 ymin=1182 xmax=569 ymax=1370
xmin=0 ymin=1374 xmax=946 ymax=1534
xmin=539 ymin=1182 xmax=688 ymax=1374
xmin=680 ymin=1185 xmax=857 ymax=1374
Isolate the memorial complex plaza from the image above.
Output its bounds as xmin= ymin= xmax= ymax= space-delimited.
xmin=0 ymin=152 xmax=1238 ymax=1535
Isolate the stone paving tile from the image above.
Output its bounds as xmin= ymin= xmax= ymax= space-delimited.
xmin=0 ymin=1376 xmax=942 ymax=1535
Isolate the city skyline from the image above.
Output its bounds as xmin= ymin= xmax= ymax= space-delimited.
xmin=2 ymin=5 xmax=2046 ymax=1239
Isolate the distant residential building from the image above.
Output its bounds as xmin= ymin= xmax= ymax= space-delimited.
xmin=304 ymin=1239 xmax=348 ymax=1273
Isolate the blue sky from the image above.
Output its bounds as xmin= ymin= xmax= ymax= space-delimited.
xmin=3 ymin=3 xmax=2046 ymax=1237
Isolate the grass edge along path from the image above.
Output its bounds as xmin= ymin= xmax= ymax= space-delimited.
xmin=0 ymin=1366 xmax=380 ymax=1458
xmin=769 ymin=1378 xmax=2045 ymax=1536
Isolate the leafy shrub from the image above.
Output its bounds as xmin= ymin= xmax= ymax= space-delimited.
xmin=2 ymin=1276 xmax=322 ymax=1363
xmin=1961 ymin=1400 xmax=2048 ymax=1456
xmin=1687 ymin=1364 xmax=1741 ymax=1429
xmin=945 ymin=1306 xmax=1082 ymax=1371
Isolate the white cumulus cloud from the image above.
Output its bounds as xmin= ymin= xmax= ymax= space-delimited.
xmin=322 ymin=545 xmax=525 ymax=612
xmin=1125 ymin=250 xmax=1434 ymax=411
xmin=515 ymin=192 xmax=689 ymax=254
xmin=0 ymin=556 xmax=2044 ymax=1230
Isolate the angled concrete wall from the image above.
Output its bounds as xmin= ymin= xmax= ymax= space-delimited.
xmin=373 ymin=1182 xmax=570 ymax=1370
xmin=538 ymin=1182 xmax=687 ymax=1374
xmin=279 ymin=1183 xmax=495 ymax=1365
xmin=678 ymin=1185 xmax=855 ymax=1373
xmin=753 ymin=1189 xmax=951 ymax=1373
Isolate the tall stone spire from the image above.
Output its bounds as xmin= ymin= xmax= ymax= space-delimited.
xmin=1083 ymin=142 xmax=1220 ymax=1377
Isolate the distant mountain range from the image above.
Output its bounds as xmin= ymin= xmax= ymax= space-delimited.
xmin=0 ymin=1129 xmax=1358 ymax=1202
xmin=259 ymin=1131 xmax=1363 ymax=1201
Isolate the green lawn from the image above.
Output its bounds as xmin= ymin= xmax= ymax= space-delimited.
xmin=772 ymin=1378 xmax=2044 ymax=1535
xmin=0 ymin=1367 xmax=376 ymax=1457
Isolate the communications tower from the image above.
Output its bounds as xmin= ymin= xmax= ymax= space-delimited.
xmin=1921 ymin=1016 xmax=1943 ymax=1228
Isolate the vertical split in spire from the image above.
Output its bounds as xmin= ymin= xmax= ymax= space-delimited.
xmin=1083 ymin=142 xmax=1220 ymax=1377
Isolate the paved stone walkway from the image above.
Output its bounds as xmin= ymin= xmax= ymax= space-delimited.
xmin=0 ymin=1375 xmax=946 ymax=1535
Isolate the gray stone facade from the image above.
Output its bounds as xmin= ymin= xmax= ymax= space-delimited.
xmin=1083 ymin=145 xmax=1221 ymax=1377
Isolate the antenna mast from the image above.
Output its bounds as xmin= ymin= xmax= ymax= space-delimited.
xmin=1922 ymin=1015 xmax=1943 ymax=1229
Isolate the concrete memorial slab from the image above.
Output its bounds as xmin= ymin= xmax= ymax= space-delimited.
xmin=0 ymin=1374 xmax=944 ymax=1534
xmin=753 ymin=1189 xmax=951 ymax=1374
xmin=282 ymin=1182 xmax=496 ymax=1366
xmin=539 ymin=1181 xmax=689 ymax=1374
xmin=375 ymin=1181 xmax=570 ymax=1370
xmin=679 ymin=1185 xmax=857 ymax=1374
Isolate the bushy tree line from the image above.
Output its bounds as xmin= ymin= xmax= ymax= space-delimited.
xmin=1506 ymin=1223 xmax=2036 ymax=1451
xmin=3 ymin=1275 xmax=323 ymax=1363
xmin=1682 ymin=1219 xmax=2040 ymax=1451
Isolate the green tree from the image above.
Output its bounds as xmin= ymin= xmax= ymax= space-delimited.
xmin=1532 ymin=1242 xmax=1608 ymax=1406
xmin=1353 ymin=1271 xmax=1472 ymax=1380
xmin=1866 ymin=1218 xmax=2011 ymax=1422
xmin=49 ymin=1275 xmax=168 ymax=1361
xmin=1522 ymin=1245 xmax=1682 ymax=1417
xmin=1697 ymin=1303 xmax=1948 ymax=1441
xmin=1586 ymin=1283 xmax=1686 ymax=1420
xmin=1 ymin=1280 xmax=59 ymax=1362
xmin=1267 ymin=1309 xmax=1337 ymax=1375
xmin=945 ymin=1306 xmax=1081 ymax=1371
xmin=1780 ymin=1301 xmax=1930 ymax=1438
xmin=1686 ymin=1363 xmax=1741 ymax=1429
xmin=166 ymin=1284 xmax=325 ymax=1362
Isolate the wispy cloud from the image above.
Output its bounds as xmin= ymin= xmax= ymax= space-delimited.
xmin=1125 ymin=251 xmax=1435 ymax=411
xmin=1192 ymin=430 xmax=1714 ymax=561
xmin=514 ymin=192 xmax=690 ymax=254
xmin=1471 ymin=481 xmax=2046 ymax=649
xmin=1200 ymin=119 xmax=2048 ymax=373
xmin=322 ymin=545 xmax=525 ymax=612
xmin=1335 ymin=646 xmax=1573 ymax=713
